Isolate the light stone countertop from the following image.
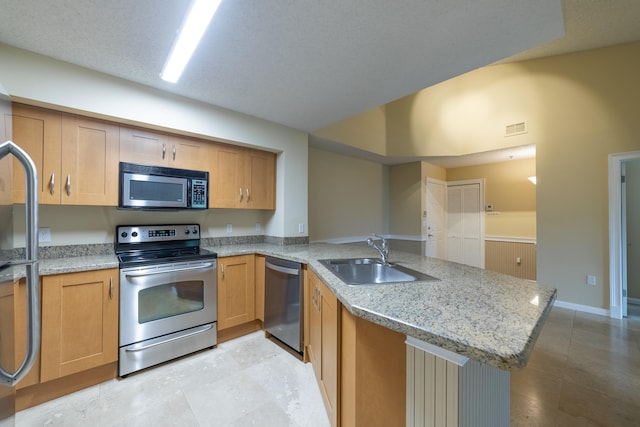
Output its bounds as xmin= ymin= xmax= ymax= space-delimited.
xmin=4 ymin=242 xmax=556 ymax=371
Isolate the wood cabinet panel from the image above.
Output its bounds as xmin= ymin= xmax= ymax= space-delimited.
xmin=119 ymin=127 xmax=170 ymax=167
xmin=7 ymin=104 xmax=62 ymax=204
xmin=168 ymin=134 xmax=214 ymax=172
xmin=307 ymin=270 xmax=340 ymax=427
xmin=218 ymin=255 xmax=256 ymax=330
xmin=341 ymin=307 xmax=406 ymax=427
xmin=61 ymin=115 xmax=119 ymax=205
xmin=40 ymin=269 xmax=119 ymax=382
xmin=210 ymin=144 xmax=275 ymax=209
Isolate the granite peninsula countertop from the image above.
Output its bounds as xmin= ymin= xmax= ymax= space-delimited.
xmin=3 ymin=242 xmax=556 ymax=371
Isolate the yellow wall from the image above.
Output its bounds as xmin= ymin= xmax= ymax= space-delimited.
xmin=447 ymin=158 xmax=536 ymax=238
xmin=313 ymin=106 xmax=387 ymax=156
xmin=312 ymin=42 xmax=640 ymax=310
xmin=308 ymin=147 xmax=388 ymax=241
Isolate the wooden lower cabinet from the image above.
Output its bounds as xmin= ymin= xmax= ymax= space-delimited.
xmin=307 ymin=270 xmax=340 ymax=426
xmin=40 ymin=269 xmax=119 ymax=382
xmin=307 ymin=271 xmax=406 ymax=427
xmin=341 ymin=307 xmax=406 ymax=427
xmin=218 ymin=255 xmax=256 ymax=334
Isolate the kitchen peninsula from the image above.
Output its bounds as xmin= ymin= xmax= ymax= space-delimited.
xmin=23 ymin=242 xmax=555 ymax=426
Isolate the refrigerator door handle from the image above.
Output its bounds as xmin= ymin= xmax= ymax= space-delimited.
xmin=0 ymin=140 xmax=40 ymax=386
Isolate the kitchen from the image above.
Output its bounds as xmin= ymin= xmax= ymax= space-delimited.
xmin=1 ymin=1 xmax=640 ymax=426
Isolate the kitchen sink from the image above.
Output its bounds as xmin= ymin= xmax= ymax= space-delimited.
xmin=318 ymin=258 xmax=439 ymax=285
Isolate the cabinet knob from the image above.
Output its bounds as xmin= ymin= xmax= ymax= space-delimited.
xmin=49 ymin=173 xmax=55 ymax=195
xmin=65 ymin=175 xmax=71 ymax=196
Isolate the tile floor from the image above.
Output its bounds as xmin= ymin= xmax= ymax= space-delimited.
xmin=17 ymin=305 xmax=640 ymax=426
xmin=510 ymin=304 xmax=640 ymax=426
xmin=16 ymin=332 xmax=329 ymax=427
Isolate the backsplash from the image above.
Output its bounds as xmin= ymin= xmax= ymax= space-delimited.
xmin=10 ymin=235 xmax=310 ymax=260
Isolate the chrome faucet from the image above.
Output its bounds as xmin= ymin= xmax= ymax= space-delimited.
xmin=367 ymin=234 xmax=389 ymax=265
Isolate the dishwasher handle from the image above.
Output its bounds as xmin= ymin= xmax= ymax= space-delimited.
xmin=265 ymin=261 xmax=299 ymax=276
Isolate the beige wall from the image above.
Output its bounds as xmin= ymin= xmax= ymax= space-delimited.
xmin=308 ymin=147 xmax=388 ymax=242
xmin=389 ymin=162 xmax=422 ymax=237
xmin=313 ymin=106 xmax=387 ymax=156
xmin=312 ymin=42 xmax=640 ymax=310
xmin=447 ymin=158 xmax=536 ymax=238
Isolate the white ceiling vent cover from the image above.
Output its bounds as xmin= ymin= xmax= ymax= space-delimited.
xmin=505 ymin=121 xmax=527 ymax=136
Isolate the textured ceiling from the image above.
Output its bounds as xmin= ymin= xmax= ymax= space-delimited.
xmin=0 ymin=0 xmax=564 ymax=132
xmin=1 ymin=0 xmax=639 ymax=167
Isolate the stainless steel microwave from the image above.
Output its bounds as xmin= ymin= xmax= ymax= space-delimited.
xmin=119 ymin=162 xmax=208 ymax=209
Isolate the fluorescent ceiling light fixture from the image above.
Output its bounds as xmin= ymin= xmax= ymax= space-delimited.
xmin=528 ymin=176 xmax=537 ymax=185
xmin=161 ymin=0 xmax=222 ymax=83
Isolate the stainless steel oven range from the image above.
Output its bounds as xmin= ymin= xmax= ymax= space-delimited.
xmin=115 ymin=224 xmax=217 ymax=376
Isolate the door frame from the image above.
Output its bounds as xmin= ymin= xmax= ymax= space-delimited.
xmin=425 ymin=177 xmax=447 ymax=259
xmin=609 ymin=150 xmax=640 ymax=319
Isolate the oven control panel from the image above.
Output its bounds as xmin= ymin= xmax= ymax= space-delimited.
xmin=117 ymin=224 xmax=200 ymax=244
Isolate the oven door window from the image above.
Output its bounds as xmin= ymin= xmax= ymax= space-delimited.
xmin=138 ymin=281 xmax=204 ymax=324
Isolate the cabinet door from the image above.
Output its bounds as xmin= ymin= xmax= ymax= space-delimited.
xmin=218 ymin=255 xmax=256 ymax=330
xmin=168 ymin=135 xmax=213 ymax=172
xmin=245 ymin=149 xmax=275 ymax=210
xmin=8 ymin=104 xmax=62 ymax=204
xmin=307 ymin=271 xmax=340 ymax=427
xmin=61 ymin=114 xmax=119 ymax=206
xmin=119 ymin=126 xmax=170 ymax=167
xmin=210 ymin=144 xmax=245 ymax=208
xmin=40 ymin=269 xmax=119 ymax=382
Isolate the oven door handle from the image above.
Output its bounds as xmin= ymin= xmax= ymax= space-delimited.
xmin=124 ymin=262 xmax=214 ymax=277
xmin=124 ymin=324 xmax=214 ymax=352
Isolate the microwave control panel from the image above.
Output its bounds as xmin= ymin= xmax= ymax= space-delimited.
xmin=191 ymin=179 xmax=207 ymax=209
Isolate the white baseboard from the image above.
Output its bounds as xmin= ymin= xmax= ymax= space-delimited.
xmin=628 ymin=297 xmax=640 ymax=306
xmin=553 ymin=299 xmax=610 ymax=317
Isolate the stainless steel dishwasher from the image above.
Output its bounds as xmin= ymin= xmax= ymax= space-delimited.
xmin=264 ymin=257 xmax=303 ymax=353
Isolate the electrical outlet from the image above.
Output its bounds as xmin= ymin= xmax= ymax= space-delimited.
xmin=38 ymin=227 xmax=51 ymax=243
xmin=255 ymin=223 xmax=261 ymax=232
xmin=298 ymin=223 xmax=304 ymax=233
xmin=587 ymin=275 xmax=596 ymax=286
xmin=226 ymin=223 xmax=232 ymax=233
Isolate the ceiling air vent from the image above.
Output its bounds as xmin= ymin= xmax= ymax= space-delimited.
xmin=505 ymin=121 xmax=527 ymax=137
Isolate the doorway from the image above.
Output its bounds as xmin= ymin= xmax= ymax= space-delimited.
xmin=609 ymin=150 xmax=640 ymax=319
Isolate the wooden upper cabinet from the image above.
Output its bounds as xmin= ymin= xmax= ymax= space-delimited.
xmin=120 ymin=127 xmax=213 ymax=172
xmin=8 ymin=104 xmax=119 ymax=206
xmin=61 ymin=114 xmax=119 ymax=206
xmin=7 ymin=104 xmax=62 ymax=204
xmin=168 ymin=134 xmax=214 ymax=172
xmin=119 ymin=127 xmax=170 ymax=167
xmin=210 ymin=144 xmax=276 ymax=209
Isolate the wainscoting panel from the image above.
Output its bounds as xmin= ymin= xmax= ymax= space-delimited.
xmin=485 ymin=239 xmax=536 ymax=280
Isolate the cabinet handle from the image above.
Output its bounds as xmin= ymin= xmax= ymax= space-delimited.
xmin=49 ymin=173 xmax=55 ymax=195
xmin=221 ymin=264 xmax=225 ymax=279
xmin=172 ymin=145 xmax=176 ymax=161
xmin=109 ymin=277 xmax=114 ymax=300
xmin=239 ymin=188 xmax=243 ymax=202
xmin=162 ymin=143 xmax=166 ymax=160
xmin=246 ymin=188 xmax=250 ymax=202
xmin=65 ymin=175 xmax=71 ymax=196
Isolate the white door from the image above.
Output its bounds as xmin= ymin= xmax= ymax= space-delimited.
xmin=447 ymin=182 xmax=483 ymax=268
xmin=426 ymin=178 xmax=446 ymax=259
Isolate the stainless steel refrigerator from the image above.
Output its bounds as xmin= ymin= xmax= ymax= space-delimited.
xmin=0 ymin=92 xmax=40 ymax=425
